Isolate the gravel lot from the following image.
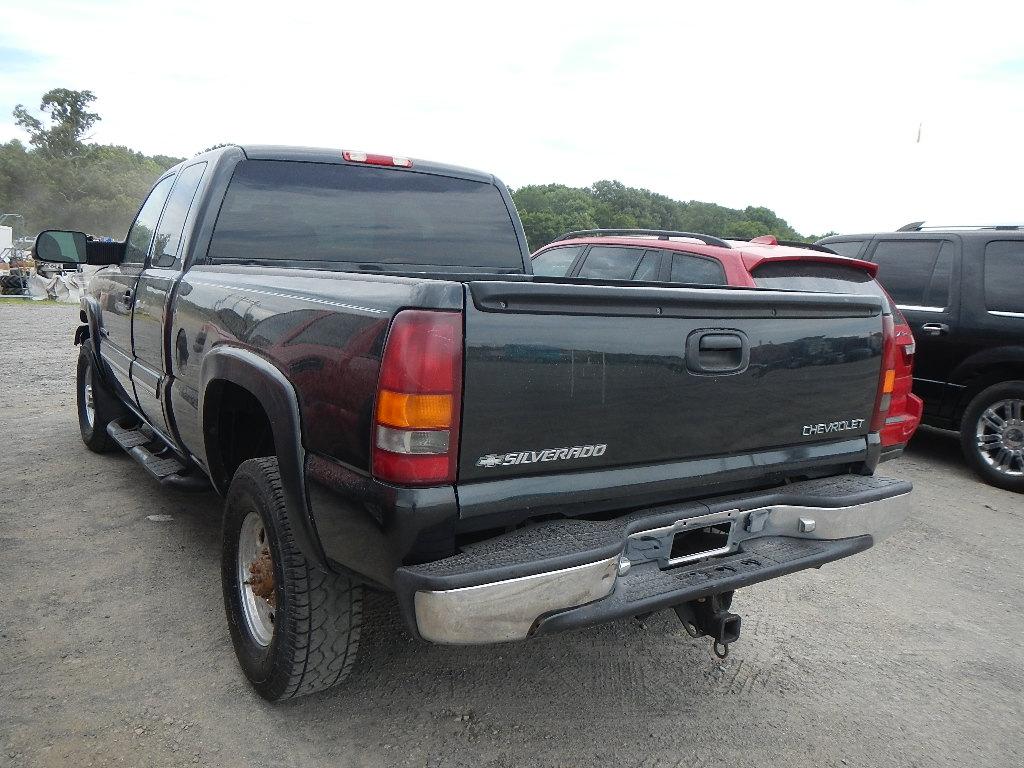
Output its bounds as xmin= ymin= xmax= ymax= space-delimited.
xmin=2 ymin=300 xmax=1022 ymax=768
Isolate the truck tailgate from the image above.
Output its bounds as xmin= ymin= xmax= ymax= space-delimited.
xmin=458 ymin=281 xmax=884 ymax=483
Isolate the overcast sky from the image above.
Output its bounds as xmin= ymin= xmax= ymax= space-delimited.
xmin=2 ymin=0 xmax=1022 ymax=235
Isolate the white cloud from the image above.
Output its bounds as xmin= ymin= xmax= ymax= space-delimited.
xmin=2 ymin=0 xmax=1023 ymax=234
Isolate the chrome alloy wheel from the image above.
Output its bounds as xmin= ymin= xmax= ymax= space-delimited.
xmin=82 ymin=361 xmax=95 ymax=429
xmin=976 ymin=398 xmax=1024 ymax=477
xmin=237 ymin=511 xmax=276 ymax=647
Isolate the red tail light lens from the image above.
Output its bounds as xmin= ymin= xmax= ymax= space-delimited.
xmin=372 ymin=310 xmax=462 ymax=485
xmin=870 ymin=313 xmax=898 ymax=434
xmin=879 ymin=320 xmax=922 ymax=447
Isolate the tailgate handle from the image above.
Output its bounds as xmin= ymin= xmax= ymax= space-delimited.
xmin=700 ymin=334 xmax=743 ymax=351
xmin=687 ymin=330 xmax=749 ymax=374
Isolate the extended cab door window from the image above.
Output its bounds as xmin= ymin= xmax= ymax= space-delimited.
xmin=150 ymin=162 xmax=207 ymax=269
xmin=531 ymin=245 xmax=583 ymax=277
xmin=576 ymin=246 xmax=644 ymax=280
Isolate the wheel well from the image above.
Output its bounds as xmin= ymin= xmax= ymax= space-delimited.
xmin=954 ymin=364 xmax=1024 ymax=427
xmin=204 ymin=380 xmax=276 ymax=490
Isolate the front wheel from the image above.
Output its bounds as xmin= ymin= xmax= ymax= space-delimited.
xmin=960 ymin=381 xmax=1024 ymax=492
xmin=76 ymin=345 xmax=125 ymax=453
xmin=222 ymin=457 xmax=363 ymax=701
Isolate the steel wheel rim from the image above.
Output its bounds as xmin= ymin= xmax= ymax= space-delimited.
xmin=237 ymin=511 xmax=276 ymax=647
xmin=82 ymin=361 xmax=95 ymax=429
xmin=975 ymin=398 xmax=1024 ymax=477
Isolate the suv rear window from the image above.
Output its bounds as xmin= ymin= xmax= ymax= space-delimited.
xmin=984 ymin=241 xmax=1024 ymax=314
xmin=752 ymin=261 xmax=889 ymax=310
xmin=208 ymin=160 xmax=523 ymax=270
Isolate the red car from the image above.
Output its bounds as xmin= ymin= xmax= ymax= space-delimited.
xmin=531 ymin=229 xmax=923 ymax=457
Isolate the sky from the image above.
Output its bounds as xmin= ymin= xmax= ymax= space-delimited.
xmin=1 ymin=0 xmax=1023 ymax=236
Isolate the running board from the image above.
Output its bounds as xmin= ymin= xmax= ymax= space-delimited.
xmin=106 ymin=419 xmax=210 ymax=492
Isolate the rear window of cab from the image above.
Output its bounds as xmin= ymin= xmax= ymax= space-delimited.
xmin=208 ymin=160 xmax=524 ymax=270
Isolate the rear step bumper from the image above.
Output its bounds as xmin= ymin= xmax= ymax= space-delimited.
xmin=394 ymin=474 xmax=911 ymax=644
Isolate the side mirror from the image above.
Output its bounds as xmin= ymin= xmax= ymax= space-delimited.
xmin=34 ymin=230 xmax=88 ymax=265
xmin=32 ymin=230 xmax=125 ymax=265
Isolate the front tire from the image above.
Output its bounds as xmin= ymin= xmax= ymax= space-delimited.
xmin=960 ymin=381 xmax=1024 ymax=492
xmin=76 ymin=345 xmax=124 ymax=453
xmin=222 ymin=457 xmax=363 ymax=701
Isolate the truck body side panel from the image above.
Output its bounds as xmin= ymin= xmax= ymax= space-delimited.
xmin=168 ymin=265 xmax=462 ymax=472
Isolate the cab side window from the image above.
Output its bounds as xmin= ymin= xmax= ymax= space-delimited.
xmin=124 ymin=175 xmax=175 ymax=265
xmin=150 ymin=163 xmax=207 ymax=269
xmin=531 ymin=246 xmax=583 ymax=277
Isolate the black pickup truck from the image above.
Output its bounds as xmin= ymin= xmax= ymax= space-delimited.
xmin=36 ymin=145 xmax=911 ymax=701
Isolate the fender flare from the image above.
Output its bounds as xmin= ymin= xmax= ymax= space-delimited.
xmin=80 ymin=296 xmax=102 ymax=358
xmin=200 ymin=345 xmax=327 ymax=570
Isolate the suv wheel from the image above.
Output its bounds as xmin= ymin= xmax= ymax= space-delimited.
xmin=76 ymin=345 xmax=126 ymax=453
xmin=960 ymin=381 xmax=1024 ymax=492
xmin=222 ymin=457 xmax=363 ymax=701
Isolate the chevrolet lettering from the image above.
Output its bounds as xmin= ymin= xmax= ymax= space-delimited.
xmin=803 ymin=419 xmax=867 ymax=436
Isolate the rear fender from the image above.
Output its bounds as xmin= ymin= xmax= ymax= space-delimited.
xmin=200 ymin=345 xmax=327 ymax=570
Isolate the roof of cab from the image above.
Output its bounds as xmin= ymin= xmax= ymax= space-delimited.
xmin=237 ymin=145 xmax=496 ymax=184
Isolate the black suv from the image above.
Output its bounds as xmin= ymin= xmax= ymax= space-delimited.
xmin=819 ymin=225 xmax=1024 ymax=491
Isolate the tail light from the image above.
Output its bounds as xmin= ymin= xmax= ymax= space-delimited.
xmin=372 ymin=310 xmax=462 ymax=485
xmin=874 ymin=294 xmax=923 ymax=448
xmin=870 ymin=313 xmax=898 ymax=434
xmin=879 ymin=320 xmax=923 ymax=447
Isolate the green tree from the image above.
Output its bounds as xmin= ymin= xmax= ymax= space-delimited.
xmin=13 ymin=88 xmax=101 ymax=158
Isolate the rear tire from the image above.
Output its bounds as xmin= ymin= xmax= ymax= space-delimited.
xmin=76 ymin=345 xmax=124 ymax=453
xmin=222 ymin=457 xmax=363 ymax=701
xmin=960 ymin=381 xmax=1024 ymax=492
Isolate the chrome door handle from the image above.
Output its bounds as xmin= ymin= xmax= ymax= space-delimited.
xmin=921 ymin=322 xmax=949 ymax=336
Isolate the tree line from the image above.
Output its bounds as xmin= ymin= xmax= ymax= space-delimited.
xmin=511 ymin=181 xmax=824 ymax=251
xmin=1 ymin=89 xmax=824 ymax=248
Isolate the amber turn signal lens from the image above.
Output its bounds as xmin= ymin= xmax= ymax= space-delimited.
xmin=376 ymin=390 xmax=452 ymax=429
xmin=882 ymin=369 xmax=896 ymax=394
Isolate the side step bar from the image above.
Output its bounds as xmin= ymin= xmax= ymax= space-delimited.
xmin=107 ymin=419 xmax=210 ymax=492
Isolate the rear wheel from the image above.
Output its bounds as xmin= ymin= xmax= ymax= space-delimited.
xmin=222 ymin=457 xmax=363 ymax=701
xmin=960 ymin=381 xmax=1024 ymax=492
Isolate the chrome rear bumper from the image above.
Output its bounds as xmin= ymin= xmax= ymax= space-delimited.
xmin=412 ymin=490 xmax=910 ymax=645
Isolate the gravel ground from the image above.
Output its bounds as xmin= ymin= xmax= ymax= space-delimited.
xmin=1 ymin=301 xmax=1022 ymax=768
